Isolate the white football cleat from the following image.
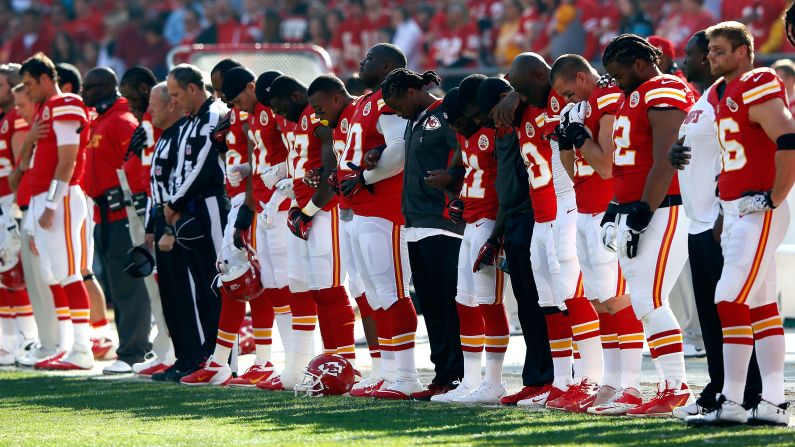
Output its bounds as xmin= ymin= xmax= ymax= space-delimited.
xmin=747 ymin=400 xmax=789 ymax=427
xmin=430 ymin=382 xmax=474 ymax=403
xmin=132 ymin=352 xmax=160 ymax=373
xmin=673 ymin=401 xmax=710 ymax=420
xmin=16 ymin=344 xmax=57 ymax=367
xmin=0 ymin=349 xmax=15 ymax=366
xmin=686 ymin=395 xmax=747 ymax=426
xmin=47 ymin=349 xmax=95 ymax=370
xmin=103 ymin=359 xmax=133 ymax=375
xmin=180 ymin=358 xmax=233 ymax=386
xmin=453 ymin=381 xmax=506 ymax=404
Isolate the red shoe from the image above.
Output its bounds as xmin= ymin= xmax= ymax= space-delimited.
xmin=349 ymin=378 xmax=384 ymax=397
xmin=516 ymin=384 xmax=566 ymax=408
xmin=256 ymin=374 xmax=286 ymax=391
xmin=228 ymin=362 xmax=275 ymax=388
xmin=587 ymin=387 xmax=643 ymax=415
xmin=409 ymin=383 xmax=452 ymax=401
xmin=627 ymin=381 xmax=694 ymax=417
xmin=34 ymin=351 xmax=66 ymax=370
xmin=46 ymin=350 xmax=94 ymax=370
xmin=138 ymin=362 xmax=170 ymax=376
xmin=546 ymin=379 xmax=599 ymax=412
xmin=91 ymin=337 xmax=115 ymax=360
xmin=179 ymin=360 xmax=232 ymax=386
xmin=500 ymin=385 xmax=545 ymax=406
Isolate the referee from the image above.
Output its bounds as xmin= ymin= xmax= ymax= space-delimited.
xmin=164 ymin=64 xmax=230 ymax=368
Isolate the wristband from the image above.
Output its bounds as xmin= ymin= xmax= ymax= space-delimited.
xmin=45 ymin=179 xmax=68 ymax=210
xmin=776 ymin=133 xmax=795 ymax=151
xmin=301 ymin=199 xmax=322 ymax=217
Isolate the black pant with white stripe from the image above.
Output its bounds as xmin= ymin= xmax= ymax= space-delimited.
xmin=154 ymin=214 xmax=204 ymax=370
xmin=178 ymin=194 xmax=229 ymax=364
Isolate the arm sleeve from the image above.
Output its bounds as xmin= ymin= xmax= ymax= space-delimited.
xmin=53 ymin=120 xmax=81 ymax=146
xmin=363 ymin=114 xmax=407 ymax=184
xmin=169 ymin=114 xmax=223 ymax=210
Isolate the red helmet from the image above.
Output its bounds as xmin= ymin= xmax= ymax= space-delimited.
xmin=294 ymin=354 xmax=356 ymax=397
xmin=217 ymin=244 xmax=264 ymax=302
xmin=0 ymin=258 xmax=25 ymax=291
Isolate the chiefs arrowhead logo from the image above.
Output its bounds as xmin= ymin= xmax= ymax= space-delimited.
xmin=726 ymin=97 xmax=738 ymax=112
xmin=424 ymin=115 xmax=441 ymax=130
xmin=525 ymin=122 xmax=535 ymax=138
xmin=42 ymin=106 xmax=50 ymax=121
xmin=550 ymin=96 xmax=560 ymax=113
xmin=363 ymin=101 xmax=372 ymax=117
xmin=301 ymin=115 xmax=308 ymax=130
xmin=259 ymin=111 xmax=268 ymax=126
xmin=318 ymin=361 xmax=343 ymax=377
xmin=0 ymin=120 xmax=7 ymax=134
xmin=478 ymin=134 xmax=489 ymax=151
xmin=629 ymin=91 xmax=640 ymax=108
xmin=340 ymin=118 xmax=348 ymax=134
xmin=230 ymin=112 xmax=236 ymax=125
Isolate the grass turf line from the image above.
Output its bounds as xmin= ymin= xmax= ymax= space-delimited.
xmin=0 ymin=371 xmax=792 ymax=447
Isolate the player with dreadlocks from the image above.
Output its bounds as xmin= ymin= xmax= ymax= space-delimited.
xmin=600 ymin=34 xmax=696 ymax=416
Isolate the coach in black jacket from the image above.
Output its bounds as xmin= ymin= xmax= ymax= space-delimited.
xmin=381 ymin=69 xmax=465 ymax=399
xmin=164 ymin=64 xmax=230 ymax=367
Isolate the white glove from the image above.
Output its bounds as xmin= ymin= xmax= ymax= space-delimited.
xmin=258 ymin=201 xmax=276 ymax=230
xmin=565 ymin=101 xmax=587 ymax=126
xmin=275 ymin=178 xmax=295 ymax=200
xmin=559 ymin=102 xmax=577 ymax=119
xmin=738 ymin=191 xmax=774 ymax=216
xmin=226 ymin=163 xmax=250 ymax=187
xmin=600 ymin=221 xmax=617 ymax=253
xmin=261 ymin=162 xmax=288 ymax=189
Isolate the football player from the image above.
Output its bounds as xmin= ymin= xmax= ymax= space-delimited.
xmin=336 ymin=44 xmax=418 ymax=399
xmin=602 ymin=34 xmax=695 ymax=416
xmin=0 ymin=64 xmax=36 ymax=366
xmin=260 ymin=74 xmax=356 ymax=391
xmin=550 ymin=55 xmax=647 ymax=414
xmin=687 ymin=21 xmax=795 ymax=427
xmin=19 ymin=53 xmax=93 ymax=370
xmin=434 ymin=86 xmax=509 ymax=404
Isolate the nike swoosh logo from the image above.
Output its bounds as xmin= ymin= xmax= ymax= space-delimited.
xmin=567 ymin=208 xmax=576 ymax=214
xmin=249 ymin=377 xmax=262 ymax=384
xmin=592 ymin=213 xmax=600 ymax=217
xmin=753 ymin=74 xmax=763 ymax=82
xmin=196 ymin=374 xmax=211 ymax=382
xmin=475 ymin=222 xmax=484 ymax=227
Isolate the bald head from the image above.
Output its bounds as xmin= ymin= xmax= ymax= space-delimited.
xmin=149 ymin=82 xmax=179 ymax=129
xmin=85 ymin=67 xmax=118 ymax=88
xmin=360 ymin=43 xmax=407 ymax=89
xmin=84 ymin=67 xmax=119 ymax=108
xmin=508 ymin=52 xmax=552 ymax=108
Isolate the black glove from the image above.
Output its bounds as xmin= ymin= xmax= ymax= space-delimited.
xmin=622 ymin=202 xmax=652 ymax=259
xmin=125 ymin=125 xmax=147 ymax=161
xmin=211 ymin=112 xmax=232 ymax=154
xmin=600 ymin=202 xmax=619 ymax=252
xmin=340 ymin=162 xmax=374 ymax=198
xmin=473 ymin=238 xmax=500 ymax=273
xmin=554 ymin=125 xmax=574 ymax=151
xmin=447 ymin=198 xmax=465 ymax=224
xmin=668 ymin=138 xmax=691 ymax=170
xmin=564 ymin=121 xmax=589 ymax=149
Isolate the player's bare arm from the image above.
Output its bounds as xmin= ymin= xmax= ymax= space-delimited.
xmin=309 ymin=124 xmax=337 ymax=208
xmin=643 ymin=108 xmax=686 ymax=211
xmin=747 ymin=97 xmax=795 ymax=206
xmin=578 ymin=114 xmax=615 ymax=179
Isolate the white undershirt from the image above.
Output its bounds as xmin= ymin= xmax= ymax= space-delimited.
xmin=678 ymin=85 xmax=721 ymax=234
xmin=53 ymin=120 xmax=81 ymax=146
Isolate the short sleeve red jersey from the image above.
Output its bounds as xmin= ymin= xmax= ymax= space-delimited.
xmin=573 ymin=84 xmax=621 ymax=213
xmin=29 ymin=94 xmax=90 ymax=196
xmin=337 ymin=90 xmax=404 ymax=224
xmin=333 ymin=101 xmax=358 ymax=210
xmin=428 ymin=22 xmax=480 ymax=68
xmin=123 ymin=111 xmax=161 ymax=195
xmin=287 ymin=104 xmax=336 ymax=210
xmin=519 ymin=105 xmax=557 ymax=223
xmin=0 ymin=109 xmax=28 ymax=197
xmin=248 ymin=103 xmax=289 ymax=210
xmin=458 ymin=127 xmax=498 ymax=222
xmin=611 ymin=74 xmax=694 ymax=204
xmin=713 ymin=68 xmax=788 ymax=201
xmin=225 ymin=107 xmax=250 ymax=199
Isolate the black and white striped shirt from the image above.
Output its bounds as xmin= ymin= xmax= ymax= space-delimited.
xmin=167 ymin=97 xmax=228 ymax=211
xmin=145 ymin=118 xmax=186 ymax=232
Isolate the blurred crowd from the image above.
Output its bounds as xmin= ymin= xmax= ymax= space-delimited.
xmin=0 ymin=0 xmax=793 ymax=79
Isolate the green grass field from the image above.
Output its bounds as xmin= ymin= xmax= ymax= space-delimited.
xmin=0 ymin=371 xmax=792 ymax=447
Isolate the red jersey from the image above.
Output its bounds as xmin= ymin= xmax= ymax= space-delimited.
xmin=427 ymin=22 xmax=480 ymax=68
xmin=573 ymin=84 xmax=621 ymax=214
xmin=225 ymin=107 xmax=250 ymax=199
xmin=123 ymin=112 xmax=161 ymax=195
xmin=337 ymin=89 xmax=404 ymax=224
xmin=713 ymin=68 xmax=787 ymax=201
xmin=331 ymin=18 xmax=364 ymax=73
xmin=248 ymin=103 xmax=289 ymax=210
xmin=286 ymin=105 xmax=336 ymax=210
xmin=611 ymin=75 xmax=694 ymax=204
xmin=333 ymin=101 xmax=358 ymax=211
xmin=0 ymin=109 xmax=28 ymax=198
xmin=29 ymin=94 xmax=90 ymax=196
xmin=458 ymin=128 xmax=498 ymax=223
xmin=519 ymin=105 xmax=557 ymax=223
xmin=85 ymin=98 xmax=138 ymax=200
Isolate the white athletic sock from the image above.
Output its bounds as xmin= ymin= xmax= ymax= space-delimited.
xmin=15 ymin=315 xmax=38 ymax=341
xmin=58 ymin=319 xmax=74 ymax=352
xmin=212 ymin=344 xmax=232 ymax=366
xmin=463 ymin=350 xmax=482 ymax=388
xmin=484 ymin=352 xmax=505 ymax=386
xmin=71 ymin=322 xmax=91 ymax=352
xmin=380 ymin=350 xmax=396 ymax=381
xmin=643 ymin=306 xmax=685 ymax=384
xmin=0 ymin=316 xmax=14 ymax=351
xmin=393 ymin=347 xmax=417 ymax=378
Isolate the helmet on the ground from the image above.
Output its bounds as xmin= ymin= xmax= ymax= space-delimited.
xmin=294 ymin=354 xmax=355 ymax=397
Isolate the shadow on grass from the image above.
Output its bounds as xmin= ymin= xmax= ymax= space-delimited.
xmin=0 ymin=373 xmax=792 ymax=446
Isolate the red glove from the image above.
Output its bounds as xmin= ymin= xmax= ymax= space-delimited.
xmin=447 ymin=198 xmax=465 ymax=224
xmin=327 ymin=168 xmax=340 ymax=194
xmin=473 ymin=238 xmax=500 ymax=273
xmin=287 ymin=207 xmax=313 ymax=240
